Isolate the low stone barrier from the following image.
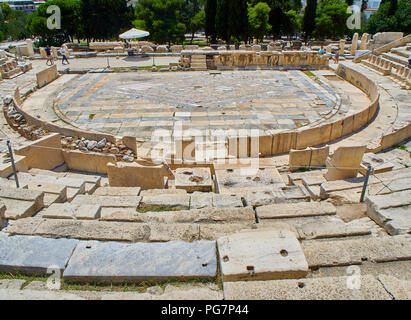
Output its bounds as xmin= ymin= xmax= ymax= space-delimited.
xmin=14 ymin=133 xmax=64 ymax=170
xmin=36 ymin=65 xmax=58 ymax=88
xmin=62 ymin=150 xmax=116 ymax=174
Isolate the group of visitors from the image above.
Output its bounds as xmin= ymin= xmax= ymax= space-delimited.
xmin=45 ymin=45 xmax=70 ymax=66
xmin=319 ymin=45 xmax=339 ymax=64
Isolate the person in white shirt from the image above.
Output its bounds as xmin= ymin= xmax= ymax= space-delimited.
xmin=59 ymin=46 xmax=69 ymax=65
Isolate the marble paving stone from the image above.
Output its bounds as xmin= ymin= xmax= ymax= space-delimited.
xmin=71 ymin=195 xmax=141 ymax=208
xmin=0 ymin=232 xmax=79 ymax=274
xmin=63 ymin=240 xmax=217 ymax=283
xmin=223 ymin=275 xmax=392 ymax=300
xmin=256 ymin=201 xmax=336 ymax=219
xmin=93 ymin=187 xmax=141 ymax=196
xmin=217 ymin=229 xmax=308 ymax=281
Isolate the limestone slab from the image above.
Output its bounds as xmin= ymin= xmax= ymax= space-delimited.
xmin=217 ymin=229 xmax=308 ymax=281
xmin=93 ymin=187 xmax=141 ymax=196
xmin=212 ymin=194 xmax=243 ymax=208
xmin=256 ymin=201 xmax=336 ymax=219
xmin=140 ymin=189 xmax=187 ymax=196
xmin=223 ymin=275 xmax=391 ymax=300
xmin=0 ymin=233 xmax=78 ymax=274
xmin=0 ymin=279 xmax=26 ymax=290
xmin=302 ymin=235 xmax=411 ymax=268
xmin=41 ymin=203 xmax=101 ymax=220
xmin=139 ymin=194 xmax=190 ymax=210
xmin=175 ymin=168 xmax=213 ymax=192
xmin=377 ymin=275 xmax=411 ymax=300
xmin=190 ymin=193 xmax=213 ymax=209
xmin=2 ymin=198 xmax=41 ymax=220
xmin=0 ymin=289 xmax=85 ymax=300
xmin=71 ymin=195 xmax=141 ymax=208
xmin=63 ymin=240 xmax=217 ymax=283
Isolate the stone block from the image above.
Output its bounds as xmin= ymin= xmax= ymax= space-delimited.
xmin=63 ymin=240 xmax=217 ymax=283
xmin=175 ymin=168 xmax=213 ymax=192
xmin=217 ymin=229 xmax=308 ymax=281
xmin=36 ymin=64 xmax=58 ymax=88
xmin=71 ymin=195 xmax=141 ymax=208
xmin=324 ymin=146 xmax=366 ymax=181
xmin=223 ymin=275 xmax=391 ymax=300
xmin=93 ymin=187 xmax=141 ymax=196
xmin=62 ymin=150 xmax=116 ymax=174
xmin=212 ymin=194 xmax=243 ymax=208
xmin=41 ymin=203 xmax=101 ymax=220
xmin=289 ymin=148 xmax=311 ymax=172
xmin=0 ymin=233 xmax=78 ymax=274
xmin=256 ymin=202 xmax=336 ymax=220
xmin=190 ymin=192 xmax=213 ymax=209
xmin=139 ymin=194 xmax=190 ymax=210
xmin=309 ymin=145 xmax=329 ymax=168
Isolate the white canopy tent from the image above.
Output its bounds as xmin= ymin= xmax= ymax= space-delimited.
xmin=119 ymin=28 xmax=150 ymax=39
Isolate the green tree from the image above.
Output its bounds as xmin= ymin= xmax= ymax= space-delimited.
xmin=190 ymin=9 xmax=205 ymax=42
xmin=215 ymin=0 xmax=248 ymax=43
xmin=26 ymin=0 xmax=80 ymax=43
xmin=205 ymin=0 xmax=217 ymax=42
xmin=303 ymin=0 xmax=317 ymax=41
xmin=314 ymin=0 xmax=350 ymax=40
xmin=248 ymin=2 xmax=271 ymax=42
xmin=0 ymin=3 xmax=28 ymax=40
xmin=285 ymin=9 xmax=302 ymax=37
xmin=80 ymin=0 xmax=134 ymax=42
xmin=134 ymin=0 xmax=186 ymax=44
xmin=366 ymin=0 xmax=410 ymax=34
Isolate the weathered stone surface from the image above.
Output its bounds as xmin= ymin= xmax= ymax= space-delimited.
xmin=147 ymin=223 xmax=200 ymax=242
xmin=63 ymin=240 xmax=217 ymax=283
xmin=140 ymin=189 xmax=187 ymax=196
xmin=139 ymin=194 xmax=190 ymax=210
xmin=217 ymin=229 xmax=308 ymax=281
xmin=15 ymin=172 xmax=86 ymax=190
xmin=0 ymin=279 xmax=26 ymax=290
xmin=0 ymin=187 xmax=44 ymax=202
xmin=324 ymin=146 xmax=366 ymax=181
xmin=223 ymin=275 xmax=392 ymax=300
xmin=41 ymin=203 xmax=101 ymax=220
xmin=256 ymin=202 xmax=336 ymax=219
xmin=0 ymin=289 xmax=85 ymax=300
xmin=302 ymin=175 xmax=326 ymax=186
xmin=0 ymin=233 xmax=78 ymax=273
xmin=377 ymin=275 xmax=411 ymax=300
xmin=100 ymin=208 xmax=143 ymax=222
xmin=72 ymin=195 xmax=141 ymax=208
xmin=2 ymin=198 xmax=42 ymax=220
xmin=93 ymin=187 xmax=141 ymax=196
xmin=3 ymin=218 xmax=151 ymax=242
xmin=190 ymin=193 xmax=213 ymax=209
xmin=302 ymin=235 xmax=411 ymax=268
xmin=212 ymin=194 xmax=243 ymax=208
xmin=199 ymin=223 xmax=257 ymax=240
xmin=175 ymin=168 xmax=213 ymax=192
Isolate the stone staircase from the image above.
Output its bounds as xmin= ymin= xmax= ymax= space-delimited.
xmin=360 ymin=44 xmax=411 ymax=89
xmin=190 ymin=54 xmax=207 ymax=71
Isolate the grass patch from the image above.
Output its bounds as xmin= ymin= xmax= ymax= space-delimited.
xmin=137 ymin=65 xmax=168 ymax=70
xmin=303 ymin=71 xmax=315 ymax=77
xmin=183 ymin=41 xmax=208 ymax=47
xmin=0 ymin=271 xmax=216 ymax=292
xmin=136 ymin=206 xmax=182 ymax=213
xmin=396 ymin=144 xmax=407 ymax=151
xmin=298 ymin=167 xmax=309 ymax=172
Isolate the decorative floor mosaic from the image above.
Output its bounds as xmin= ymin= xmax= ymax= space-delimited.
xmin=52 ymin=70 xmax=339 ymax=140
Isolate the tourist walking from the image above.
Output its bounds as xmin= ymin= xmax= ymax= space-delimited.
xmin=45 ymin=46 xmax=53 ymax=66
xmin=334 ymin=50 xmax=340 ymax=64
xmin=60 ymin=46 xmax=70 ymax=65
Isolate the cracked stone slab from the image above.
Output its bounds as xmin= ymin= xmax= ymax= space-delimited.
xmin=212 ymin=194 xmax=243 ymax=208
xmin=302 ymin=235 xmax=411 ymax=268
xmin=0 ymin=232 xmax=78 ymax=274
xmin=256 ymin=201 xmax=336 ymax=219
xmin=223 ymin=275 xmax=392 ymax=300
xmin=190 ymin=193 xmax=213 ymax=209
xmin=377 ymin=275 xmax=411 ymax=300
xmin=217 ymin=229 xmax=308 ymax=281
xmin=139 ymin=194 xmax=190 ymax=210
xmin=63 ymin=240 xmax=217 ymax=283
xmin=41 ymin=203 xmax=101 ymax=220
xmin=93 ymin=187 xmax=141 ymax=196
xmin=71 ymin=195 xmax=142 ymax=208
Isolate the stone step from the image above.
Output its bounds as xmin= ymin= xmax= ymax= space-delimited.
xmin=259 ymin=215 xmax=375 ymax=240
xmin=3 ymin=218 xmax=256 ymax=242
xmin=0 ymin=232 xmax=78 ymax=274
xmin=366 ymin=190 xmax=411 ymax=235
xmin=0 ymin=187 xmax=44 ymax=220
xmin=256 ymin=202 xmax=336 ymax=220
xmin=93 ymin=187 xmax=141 ymax=196
xmin=0 ymin=178 xmax=27 ymax=189
xmin=100 ymin=207 xmax=255 ymax=223
xmin=223 ymin=275 xmax=392 ymax=300
xmin=29 ymin=168 xmax=102 ymax=185
xmin=301 ymin=235 xmax=411 ymax=268
xmin=139 ymin=194 xmax=190 ymax=210
xmin=41 ymin=203 xmax=101 ymax=220
xmin=381 ymin=52 xmax=408 ymax=66
xmin=63 ymin=240 xmax=217 ymax=283
xmin=13 ymin=172 xmax=86 ymax=193
xmin=391 ymin=47 xmax=410 ymax=58
xmin=71 ymin=195 xmax=141 ymax=208
xmin=140 ymin=189 xmax=187 ymax=196
xmin=218 ymin=228 xmax=308 ymax=282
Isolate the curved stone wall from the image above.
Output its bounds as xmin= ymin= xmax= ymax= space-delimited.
xmin=10 ymin=62 xmax=387 ymax=160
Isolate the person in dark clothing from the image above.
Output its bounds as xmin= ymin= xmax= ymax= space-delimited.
xmin=45 ymin=46 xmax=53 ymax=65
